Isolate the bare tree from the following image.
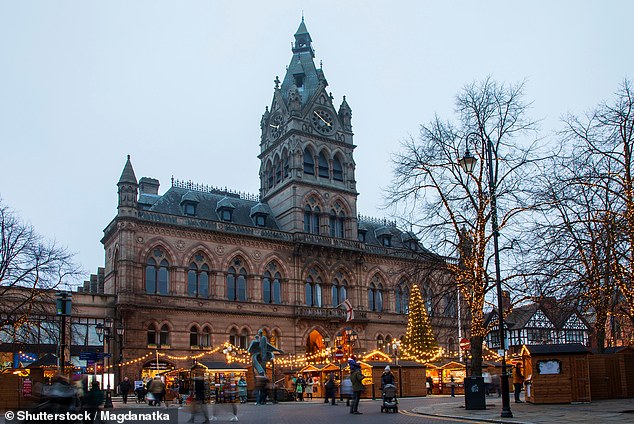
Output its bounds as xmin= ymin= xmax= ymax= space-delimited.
xmin=388 ymin=77 xmax=543 ymax=375
xmin=0 ymin=199 xmax=82 ymax=343
xmin=553 ymin=80 xmax=634 ymax=334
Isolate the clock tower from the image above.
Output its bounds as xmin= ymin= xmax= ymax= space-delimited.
xmin=259 ymin=19 xmax=358 ymax=239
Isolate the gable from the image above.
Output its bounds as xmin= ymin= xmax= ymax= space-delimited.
xmin=563 ymin=313 xmax=588 ymax=330
xmin=525 ymin=309 xmax=555 ymax=329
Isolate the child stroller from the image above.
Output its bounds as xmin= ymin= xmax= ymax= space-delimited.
xmin=380 ymin=384 xmax=398 ymax=413
xmin=135 ymin=386 xmax=146 ymax=403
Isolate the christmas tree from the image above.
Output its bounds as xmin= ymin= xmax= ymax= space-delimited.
xmin=400 ymin=284 xmax=441 ymax=363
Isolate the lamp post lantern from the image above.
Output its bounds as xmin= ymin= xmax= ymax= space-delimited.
xmin=460 ymin=133 xmax=513 ymax=418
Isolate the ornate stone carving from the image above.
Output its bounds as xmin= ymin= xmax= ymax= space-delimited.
xmin=175 ymin=240 xmax=186 ymax=251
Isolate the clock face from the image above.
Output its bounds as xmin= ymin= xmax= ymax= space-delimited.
xmin=311 ymin=109 xmax=335 ymax=134
xmin=269 ymin=115 xmax=284 ymax=139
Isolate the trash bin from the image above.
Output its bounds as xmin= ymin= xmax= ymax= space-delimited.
xmin=464 ymin=376 xmax=486 ymax=410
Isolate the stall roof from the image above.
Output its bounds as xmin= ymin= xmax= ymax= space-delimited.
xmin=363 ymin=360 xmax=425 ymax=368
xmin=26 ymin=353 xmax=73 ymax=368
xmin=594 ymin=346 xmax=634 ymax=354
xmin=521 ymin=343 xmax=591 ymax=356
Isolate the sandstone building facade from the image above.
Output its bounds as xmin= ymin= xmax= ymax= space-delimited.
xmin=102 ymin=20 xmax=461 ymax=378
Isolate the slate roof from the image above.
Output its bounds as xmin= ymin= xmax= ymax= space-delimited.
xmin=118 ymin=155 xmax=137 ymax=184
xmin=143 ymin=186 xmax=279 ymax=230
xmin=486 ymin=298 xmax=588 ymax=331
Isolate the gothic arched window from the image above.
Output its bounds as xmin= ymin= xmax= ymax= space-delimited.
xmin=333 ymin=156 xmax=343 ymax=181
xmin=303 ymin=148 xmax=315 ymax=175
xmin=305 ymin=273 xmax=322 ymax=307
xmin=147 ymin=324 xmax=157 ymax=346
xmin=329 ymin=210 xmax=345 ymax=238
xmin=318 ymin=151 xmax=329 ymax=178
xmin=368 ymin=276 xmax=384 ymax=312
xmin=201 ymin=326 xmax=211 ymax=347
xmin=263 ymin=267 xmax=282 ymax=304
xmin=145 ymin=250 xmax=169 ymax=295
xmin=227 ymin=260 xmax=248 ymax=302
xmin=189 ymin=325 xmax=200 ymax=347
xmin=188 ymin=256 xmax=210 ymax=298
xmin=304 ymin=205 xmax=320 ymax=234
xmin=395 ymin=281 xmax=410 ymax=314
xmin=159 ymin=324 xmax=170 ymax=346
xmin=331 ymin=277 xmax=347 ymax=307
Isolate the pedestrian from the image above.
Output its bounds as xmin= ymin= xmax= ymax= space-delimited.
xmin=380 ymin=366 xmax=395 ymax=389
xmin=305 ymin=376 xmax=314 ymax=400
xmin=255 ymin=374 xmax=269 ymax=405
xmin=324 ymin=373 xmax=337 ymax=406
xmin=237 ymin=376 xmax=247 ymax=404
xmin=187 ymin=375 xmax=210 ymax=423
xmin=119 ymin=376 xmax=132 ymax=404
xmin=349 ymin=360 xmax=364 ymax=415
xmin=83 ymin=381 xmax=104 ymax=424
xmin=340 ymin=375 xmax=353 ymax=406
xmin=450 ymin=375 xmax=455 ymax=397
xmin=149 ymin=376 xmax=166 ymax=406
xmin=491 ymin=374 xmax=501 ymax=397
xmin=513 ymin=364 xmax=524 ymax=403
xmin=212 ymin=379 xmax=238 ymax=422
xmin=482 ymin=371 xmax=492 ymax=396
xmin=426 ymin=376 xmax=433 ymax=395
xmin=295 ymin=374 xmax=305 ymax=401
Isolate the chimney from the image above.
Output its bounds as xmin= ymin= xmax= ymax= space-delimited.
xmin=139 ymin=177 xmax=160 ymax=195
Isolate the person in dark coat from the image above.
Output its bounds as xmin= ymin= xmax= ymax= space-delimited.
xmin=118 ymin=377 xmax=132 ymax=404
xmin=187 ymin=376 xmax=210 ymax=423
xmin=380 ymin=366 xmax=395 ymax=389
xmin=349 ymin=361 xmax=364 ymax=415
xmin=324 ymin=373 xmax=337 ymax=406
xmin=83 ymin=381 xmax=104 ymax=424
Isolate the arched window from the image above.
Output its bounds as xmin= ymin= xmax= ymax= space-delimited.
xmin=188 ymin=257 xmax=210 ymax=298
xmin=305 ymin=274 xmax=322 ymax=307
xmin=395 ymin=282 xmax=410 ymax=314
xmin=368 ymin=276 xmax=383 ymax=312
xmin=385 ymin=335 xmax=393 ymax=354
xmin=333 ymin=156 xmax=343 ymax=181
xmin=227 ymin=261 xmax=248 ymax=301
xmin=423 ymin=288 xmax=434 ymax=317
xmin=145 ymin=250 xmax=169 ymax=295
xmin=267 ymin=162 xmax=274 ymax=189
xmin=445 ymin=292 xmax=457 ymax=317
xmin=329 ymin=210 xmax=345 ymax=238
xmin=275 ymin=157 xmax=282 ymax=184
xmin=270 ymin=330 xmax=281 ymax=349
xmin=159 ymin=324 xmax=170 ymax=346
xmin=263 ymin=267 xmax=282 ymax=304
xmin=189 ymin=325 xmax=199 ymax=347
xmin=303 ymin=148 xmax=315 ymax=175
xmin=376 ymin=335 xmax=384 ymax=351
xmin=201 ymin=326 xmax=211 ymax=347
xmin=239 ymin=328 xmax=249 ymax=349
xmin=318 ymin=151 xmax=329 ymax=178
xmin=147 ymin=324 xmax=157 ymax=346
xmin=304 ymin=205 xmax=320 ymax=234
xmin=331 ymin=277 xmax=347 ymax=307
xmin=283 ymin=152 xmax=290 ymax=178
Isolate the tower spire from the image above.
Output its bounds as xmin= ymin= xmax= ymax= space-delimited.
xmin=117 ymin=155 xmax=138 ymax=216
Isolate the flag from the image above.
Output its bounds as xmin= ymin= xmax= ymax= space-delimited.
xmin=343 ymin=299 xmax=354 ymax=322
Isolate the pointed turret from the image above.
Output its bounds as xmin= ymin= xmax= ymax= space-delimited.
xmin=117 ymin=155 xmax=138 ymax=216
xmin=338 ymin=95 xmax=352 ymax=131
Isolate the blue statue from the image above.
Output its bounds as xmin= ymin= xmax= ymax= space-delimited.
xmin=248 ymin=329 xmax=284 ymax=376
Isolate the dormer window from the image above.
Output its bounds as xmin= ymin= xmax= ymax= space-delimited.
xmin=250 ymin=203 xmax=269 ymax=228
xmin=381 ymin=236 xmax=392 ymax=247
xmin=294 ymin=74 xmax=304 ymax=88
xmin=183 ymin=203 xmax=196 ymax=216
xmin=402 ymin=232 xmax=419 ymax=251
xmin=358 ymin=229 xmax=367 ymax=243
xmin=180 ymin=191 xmax=199 ymax=217
xmin=221 ymin=210 xmax=232 ymax=222
xmin=375 ymin=226 xmax=392 ymax=248
xmin=216 ymin=197 xmax=236 ymax=223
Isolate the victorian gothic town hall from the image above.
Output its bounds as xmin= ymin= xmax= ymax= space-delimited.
xmin=99 ymin=20 xmax=460 ymax=379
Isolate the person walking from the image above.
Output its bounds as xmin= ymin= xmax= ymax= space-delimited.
xmin=349 ymin=360 xmax=364 ymax=415
xmin=305 ymin=376 xmax=314 ymax=400
xmin=237 ymin=376 xmax=247 ymax=404
xmin=513 ymin=364 xmax=525 ymax=403
xmin=119 ymin=377 xmax=132 ymax=404
xmin=83 ymin=381 xmax=104 ymax=424
xmin=380 ymin=366 xmax=395 ymax=389
xmin=187 ymin=376 xmax=210 ymax=424
xmin=324 ymin=373 xmax=336 ymax=406
xmin=482 ymin=371 xmax=492 ymax=396
xmin=149 ymin=376 xmax=166 ymax=406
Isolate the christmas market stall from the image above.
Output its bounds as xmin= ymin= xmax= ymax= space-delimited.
xmin=362 ymin=351 xmax=427 ymax=398
xmin=588 ymin=346 xmax=634 ymax=400
xmin=299 ymin=363 xmax=339 ymax=398
xmin=0 ymin=367 xmax=44 ymax=410
xmin=519 ymin=343 xmax=591 ymax=404
xmin=192 ymin=361 xmax=248 ymax=403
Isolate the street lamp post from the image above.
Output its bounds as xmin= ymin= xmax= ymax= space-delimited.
xmin=116 ymin=323 xmax=125 ymax=393
xmin=96 ymin=319 xmax=114 ymax=409
xmin=460 ymin=133 xmax=513 ymax=419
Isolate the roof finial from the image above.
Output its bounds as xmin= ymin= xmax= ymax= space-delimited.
xmin=301 ymin=11 xmax=304 ymax=22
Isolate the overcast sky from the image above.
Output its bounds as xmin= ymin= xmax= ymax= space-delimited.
xmin=1 ymin=0 xmax=632 ymax=281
